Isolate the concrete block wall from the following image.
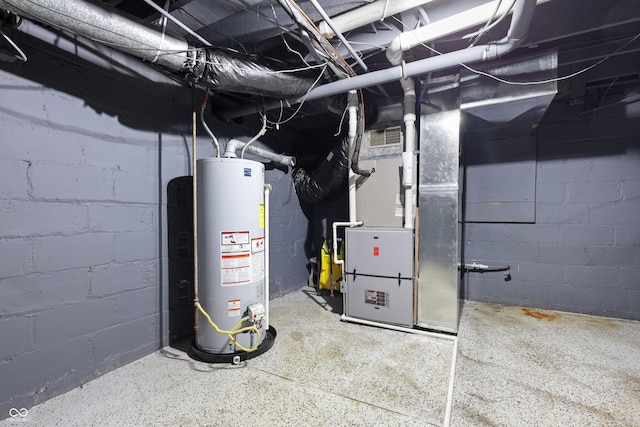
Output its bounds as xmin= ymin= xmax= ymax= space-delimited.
xmin=0 ymin=61 xmax=190 ymax=416
xmin=265 ymin=168 xmax=312 ymax=297
xmin=0 ymin=36 xmax=312 ymax=417
xmin=463 ymin=99 xmax=640 ymax=320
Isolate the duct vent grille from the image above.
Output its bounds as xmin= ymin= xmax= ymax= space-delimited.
xmin=370 ymin=126 xmax=402 ymax=147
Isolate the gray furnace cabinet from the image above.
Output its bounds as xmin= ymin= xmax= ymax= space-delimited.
xmin=344 ymin=227 xmax=414 ymax=327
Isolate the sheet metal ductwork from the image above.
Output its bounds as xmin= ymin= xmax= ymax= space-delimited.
xmin=0 ymin=0 xmax=315 ymax=97
xmin=293 ymin=137 xmax=349 ymax=204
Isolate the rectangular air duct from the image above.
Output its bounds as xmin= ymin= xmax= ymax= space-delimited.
xmin=417 ymin=109 xmax=461 ymax=333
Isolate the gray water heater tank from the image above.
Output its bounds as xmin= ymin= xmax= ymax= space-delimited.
xmin=195 ymin=157 xmax=266 ymax=354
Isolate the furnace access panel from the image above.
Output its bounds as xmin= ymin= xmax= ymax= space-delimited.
xmin=344 ymin=227 xmax=414 ymax=327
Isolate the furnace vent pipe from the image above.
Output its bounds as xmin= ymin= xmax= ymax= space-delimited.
xmin=399 ymin=77 xmax=416 ymax=229
xmin=317 ymin=0 xmax=436 ymax=38
xmin=0 ymin=0 xmax=191 ymax=71
xmin=223 ymin=139 xmax=296 ymax=168
xmin=347 ymin=90 xmax=358 ymax=223
xmin=219 ymin=0 xmax=537 ymax=121
xmin=385 ymin=0 xmax=542 ymax=65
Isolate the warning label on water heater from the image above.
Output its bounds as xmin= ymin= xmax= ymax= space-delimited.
xmin=221 ymin=254 xmax=251 ymax=285
xmin=221 ymin=231 xmax=251 ymax=286
xmin=251 ymin=237 xmax=265 ymax=281
xmin=221 ymin=231 xmax=250 ymax=253
xmin=228 ymin=299 xmax=241 ymax=317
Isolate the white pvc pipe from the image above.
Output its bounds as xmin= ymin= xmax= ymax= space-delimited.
xmin=444 ymin=337 xmax=459 ymax=427
xmin=219 ymin=0 xmax=536 ymax=123
xmin=347 ymin=91 xmax=358 ymax=224
xmin=399 ymin=78 xmax=416 ymax=229
xmin=332 ymin=221 xmax=362 ymax=267
xmin=340 ymin=314 xmax=459 ymax=426
xmin=386 ymin=0 xmax=550 ymax=65
xmin=264 ymin=184 xmax=271 ymax=330
xmin=340 ymin=314 xmax=456 ymax=341
xmin=317 ymin=0 xmax=436 ymax=38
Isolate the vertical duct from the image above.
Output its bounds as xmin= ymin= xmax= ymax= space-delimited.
xmin=417 ymin=107 xmax=461 ymax=333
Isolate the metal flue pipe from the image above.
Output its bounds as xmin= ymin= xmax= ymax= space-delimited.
xmin=223 ymin=139 xmax=296 ymax=168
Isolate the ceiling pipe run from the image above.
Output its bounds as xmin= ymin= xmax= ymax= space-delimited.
xmin=11 ymin=19 xmax=184 ymax=87
xmin=219 ymin=0 xmax=538 ymax=121
xmin=0 ymin=0 xmax=315 ymax=97
xmin=0 ymin=0 xmax=191 ymax=71
xmin=385 ymin=0 xmax=552 ymax=65
xmin=309 ymin=0 xmax=368 ymax=71
xmin=317 ymin=0 xmax=436 ymax=38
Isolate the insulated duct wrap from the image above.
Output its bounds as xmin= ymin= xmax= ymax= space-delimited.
xmin=0 ymin=0 xmax=190 ymax=71
xmin=201 ymin=50 xmax=315 ymax=97
xmin=0 ymin=0 xmax=316 ymax=98
xmin=293 ymin=137 xmax=349 ymax=204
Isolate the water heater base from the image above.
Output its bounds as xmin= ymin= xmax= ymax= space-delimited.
xmin=190 ymin=326 xmax=277 ymax=364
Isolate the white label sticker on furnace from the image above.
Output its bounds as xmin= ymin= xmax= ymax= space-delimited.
xmin=228 ymin=299 xmax=241 ymax=317
xmin=395 ymin=194 xmax=403 ymax=217
xmin=221 ymin=231 xmax=250 ymax=253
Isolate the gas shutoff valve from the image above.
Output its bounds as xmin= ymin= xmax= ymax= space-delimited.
xmin=247 ymin=303 xmax=265 ymax=325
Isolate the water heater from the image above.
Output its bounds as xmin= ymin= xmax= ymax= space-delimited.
xmin=194 ymin=157 xmax=272 ymax=359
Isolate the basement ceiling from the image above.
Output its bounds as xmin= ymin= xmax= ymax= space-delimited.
xmin=4 ymin=0 xmax=640 ymax=133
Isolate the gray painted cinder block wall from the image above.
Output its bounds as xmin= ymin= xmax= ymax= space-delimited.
xmin=0 ymin=67 xmax=174 ymax=417
xmin=0 ymin=53 xmax=195 ymax=416
xmin=266 ymin=168 xmax=311 ymax=297
xmin=462 ymin=99 xmax=640 ymax=320
xmin=0 ymin=40 xmax=310 ymax=418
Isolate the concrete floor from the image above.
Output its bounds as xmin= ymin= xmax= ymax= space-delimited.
xmin=3 ymin=287 xmax=639 ymax=426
